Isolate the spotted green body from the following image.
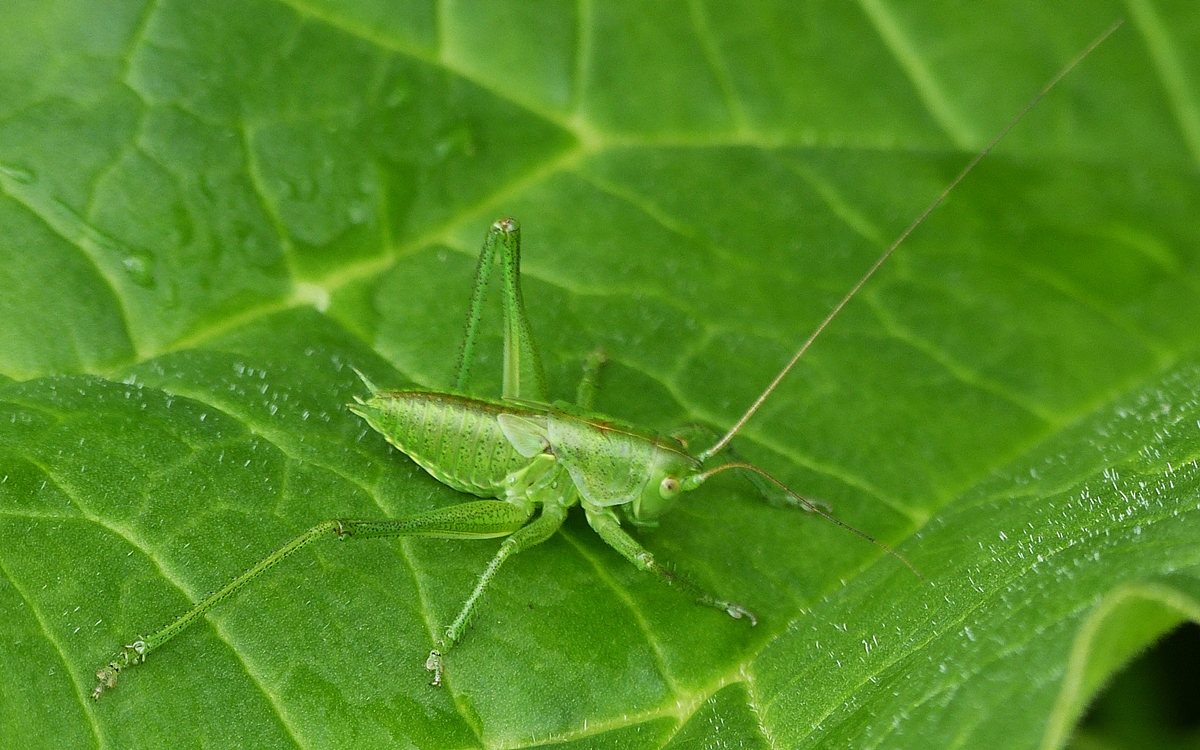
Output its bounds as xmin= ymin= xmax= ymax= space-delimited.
xmin=101 ymin=64 xmax=1111 ymax=692
xmin=353 ymin=390 xmax=539 ymax=498
xmin=93 ymin=218 xmax=762 ymax=697
xmin=351 ymin=387 xmax=702 ymax=526
xmin=89 ymin=29 xmax=1118 ymax=697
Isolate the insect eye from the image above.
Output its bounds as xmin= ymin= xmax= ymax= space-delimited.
xmin=659 ymin=477 xmax=680 ymax=497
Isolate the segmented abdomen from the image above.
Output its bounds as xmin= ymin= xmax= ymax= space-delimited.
xmin=352 ymin=391 xmax=534 ymax=497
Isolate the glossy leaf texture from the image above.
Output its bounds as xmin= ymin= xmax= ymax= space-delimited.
xmin=1 ymin=1 xmax=1199 ymax=748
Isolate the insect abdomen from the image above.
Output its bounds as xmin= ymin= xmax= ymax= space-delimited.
xmin=351 ymin=391 xmax=533 ymax=497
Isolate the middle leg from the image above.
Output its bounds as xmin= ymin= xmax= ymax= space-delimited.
xmin=427 ymin=498 xmax=571 ymax=685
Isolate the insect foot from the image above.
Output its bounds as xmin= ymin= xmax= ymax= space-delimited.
xmin=648 ymin=556 xmax=759 ymax=626
xmin=716 ymin=601 xmax=758 ymax=627
xmin=92 ymin=639 xmax=147 ymax=700
xmin=425 ymin=649 xmax=445 ymax=687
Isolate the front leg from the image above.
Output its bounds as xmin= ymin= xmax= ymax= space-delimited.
xmin=583 ymin=505 xmax=756 ymax=626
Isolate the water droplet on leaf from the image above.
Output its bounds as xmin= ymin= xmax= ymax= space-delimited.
xmin=0 ymin=162 xmax=35 ymax=184
xmin=122 ymin=251 xmax=156 ymax=288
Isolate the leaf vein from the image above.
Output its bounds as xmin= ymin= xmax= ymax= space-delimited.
xmin=262 ymin=0 xmax=580 ymax=139
xmin=856 ymin=0 xmax=974 ymax=149
xmin=1126 ymin=0 xmax=1200 ymax=166
xmin=0 ymin=549 xmax=105 ymax=747
xmin=0 ymin=175 xmax=141 ymax=363
xmin=558 ymin=527 xmax=681 ymax=695
xmin=686 ymin=0 xmax=750 ymax=135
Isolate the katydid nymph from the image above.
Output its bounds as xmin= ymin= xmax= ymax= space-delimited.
xmin=92 ymin=22 xmax=1122 ymax=699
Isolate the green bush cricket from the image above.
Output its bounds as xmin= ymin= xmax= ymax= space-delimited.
xmin=92 ymin=21 xmax=1122 ymax=699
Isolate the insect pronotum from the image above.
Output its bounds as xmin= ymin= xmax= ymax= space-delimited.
xmin=92 ymin=21 xmax=1123 ymax=699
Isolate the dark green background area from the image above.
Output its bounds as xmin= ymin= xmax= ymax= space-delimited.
xmin=2 ymin=1 xmax=1199 ymax=748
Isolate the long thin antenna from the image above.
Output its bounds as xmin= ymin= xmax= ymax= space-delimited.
xmin=698 ymin=19 xmax=1124 ymax=463
xmin=690 ymin=462 xmax=925 ymax=580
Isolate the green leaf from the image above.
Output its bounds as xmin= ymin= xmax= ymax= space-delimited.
xmin=2 ymin=2 xmax=1199 ymax=748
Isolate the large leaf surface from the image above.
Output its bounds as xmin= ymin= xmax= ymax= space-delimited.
xmin=2 ymin=1 xmax=1199 ymax=748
